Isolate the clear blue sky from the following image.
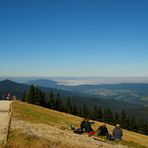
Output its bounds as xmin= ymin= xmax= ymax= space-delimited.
xmin=0 ymin=0 xmax=148 ymax=77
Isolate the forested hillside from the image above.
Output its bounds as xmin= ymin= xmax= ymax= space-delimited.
xmin=23 ymin=85 xmax=148 ymax=136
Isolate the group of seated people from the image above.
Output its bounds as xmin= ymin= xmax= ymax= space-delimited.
xmin=75 ymin=118 xmax=123 ymax=140
xmin=97 ymin=123 xmax=123 ymax=140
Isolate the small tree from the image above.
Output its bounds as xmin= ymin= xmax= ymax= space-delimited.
xmin=82 ymin=104 xmax=89 ymax=118
xmin=78 ymin=106 xmax=82 ymax=117
xmin=103 ymin=108 xmax=113 ymax=124
xmin=66 ymin=97 xmax=73 ymax=114
xmin=55 ymin=98 xmax=64 ymax=112
xmin=25 ymin=85 xmax=36 ymax=104
xmin=120 ymin=110 xmax=128 ymax=129
xmin=97 ymin=107 xmax=103 ymax=121
xmin=72 ymin=104 xmax=78 ymax=115
xmin=91 ymin=106 xmax=98 ymax=120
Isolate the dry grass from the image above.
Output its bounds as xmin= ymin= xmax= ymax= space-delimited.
xmin=11 ymin=101 xmax=148 ymax=147
xmin=10 ymin=118 xmax=124 ymax=148
xmin=7 ymin=129 xmax=51 ymax=148
xmin=7 ymin=129 xmax=100 ymax=148
xmin=7 ymin=129 xmax=77 ymax=148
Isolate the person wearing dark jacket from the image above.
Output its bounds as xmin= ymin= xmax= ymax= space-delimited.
xmin=80 ymin=118 xmax=86 ymax=132
xmin=112 ymin=124 xmax=123 ymax=140
xmin=97 ymin=123 xmax=109 ymax=136
xmin=80 ymin=119 xmax=95 ymax=132
xmin=84 ymin=119 xmax=95 ymax=132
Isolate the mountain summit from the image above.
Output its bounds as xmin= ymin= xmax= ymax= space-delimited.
xmin=26 ymin=79 xmax=58 ymax=88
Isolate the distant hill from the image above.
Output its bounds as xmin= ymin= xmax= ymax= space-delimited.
xmin=0 ymin=79 xmax=148 ymax=122
xmin=26 ymin=79 xmax=58 ymax=88
xmin=68 ymin=83 xmax=148 ymax=106
xmin=0 ymin=79 xmax=72 ymax=99
xmin=0 ymin=79 xmax=29 ymax=99
xmin=25 ymin=79 xmax=148 ymax=106
xmin=70 ymin=83 xmax=148 ymax=95
xmin=25 ymin=79 xmax=72 ymax=91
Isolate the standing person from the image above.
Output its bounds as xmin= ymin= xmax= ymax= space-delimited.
xmin=112 ymin=124 xmax=123 ymax=140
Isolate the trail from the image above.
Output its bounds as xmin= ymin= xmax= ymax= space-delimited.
xmin=0 ymin=101 xmax=12 ymax=144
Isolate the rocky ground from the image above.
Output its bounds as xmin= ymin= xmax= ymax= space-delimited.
xmin=11 ymin=118 xmax=128 ymax=148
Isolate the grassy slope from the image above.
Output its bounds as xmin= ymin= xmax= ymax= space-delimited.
xmin=10 ymin=101 xmax=148 ymax=147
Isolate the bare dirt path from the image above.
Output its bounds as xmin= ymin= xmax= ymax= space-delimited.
xmin=0 ymin=101 xmax=12 ymax=144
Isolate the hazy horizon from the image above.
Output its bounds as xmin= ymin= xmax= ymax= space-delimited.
xmin=1 ymin=76 xmax=148 ymax=85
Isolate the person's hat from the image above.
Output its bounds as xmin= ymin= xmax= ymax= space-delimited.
xmin=116 ymin=124 xmax=120 ymax=127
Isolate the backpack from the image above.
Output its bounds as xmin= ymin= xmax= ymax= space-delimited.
xmin=73 ymin=128 xmax=84 ymax=134
xmin=106 ymin=133 xmax=114 ymax=140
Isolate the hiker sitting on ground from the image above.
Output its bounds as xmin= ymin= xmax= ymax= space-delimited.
xmin=80 ymin=118 xmax=95 ymax=132
xmin=85 ymin=119 xmax=95 ymax=132
xmin=112 ymin=124 xmax=123 ymax=140
xmin=74 ymin=118 xmax=95 ymax=135
xmin=97 ymin=123 xmax=109 ymax=136
xmin=80 ymin=118 xmax=86 ymax=132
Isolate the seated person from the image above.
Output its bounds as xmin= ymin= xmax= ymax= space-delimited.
xmin=97 ymin=123 xmax=108 ymax=136
xmin=80 ymin=118 xmax=95 ymax=132
xmin=112 ymin=124 xmax=123 ymax=140
xmin=80 ymin=118 xmax=86 ymax=132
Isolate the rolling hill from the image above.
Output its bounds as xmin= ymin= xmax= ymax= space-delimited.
xmin=0 ymin=79 xmax=72 ymax=99
xmin=6 ymin=101 xmax=148 ymax=148
xmin=25 ymin=79 xmax=148 ymax=106
xmin=0 ymin=79 xmax=148 ymax=122
xmin=0 ymin=79 xmax=29 ymax=99
xmin=69 ymin=83 xmax=148 ymax=106
xmin=26 ymin=79 xmax=58 ymax=88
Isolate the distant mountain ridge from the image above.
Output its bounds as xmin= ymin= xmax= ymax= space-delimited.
xmin=0 ymin=79 xmax=72 ymax=99
xmin=0 ymin=79 xmax=148 ymax=122
xmin=25 ymin=79 xmax=148 ymax=92
xmin=0 ymin=79 xmax=29 ymax=98
xmin=24 ymin=79 xmax=148 ymax=106
xmin=26 ymin=79 xmax=58 ymax=88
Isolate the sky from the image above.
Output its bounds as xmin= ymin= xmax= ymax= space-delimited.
xmin=0 ymin=0 xmax=148 ymax=77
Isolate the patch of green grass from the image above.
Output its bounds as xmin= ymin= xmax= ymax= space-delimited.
xmin=12 ymin=101 xmax=81 ymax=128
